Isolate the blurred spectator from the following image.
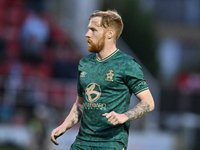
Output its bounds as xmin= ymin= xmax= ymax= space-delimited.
xmin=157 ymin=37 xmax=182 ymax=84
xmin=0 ymin=37 xmax=6 ymax=62
xmin=29 ymin=104 xmax=49 ymax=149
xmin=20 ymin=10 xmax=50 ymax=64
xmin=26 ymin=0 xmax=45 ymax=12
xmin=52 ymin=45 xmax=78 ymax=79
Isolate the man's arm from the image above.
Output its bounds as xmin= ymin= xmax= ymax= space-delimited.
xmin=51 ymin=96 xmax=83 ymax=145
xmin=103 ymin=90 xmax=154 ymax=125
xmin=124 ymin=89 xmax=154 ymax=121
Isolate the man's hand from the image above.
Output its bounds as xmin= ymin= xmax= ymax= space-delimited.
xmin=102 ymin=111 xmax=128 ymax=125
xmin=51 ymin=125 xmax=66 ymax=145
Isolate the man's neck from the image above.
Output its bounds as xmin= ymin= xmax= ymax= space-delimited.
xmin=96 ymin=45 xmax=117 ymax=60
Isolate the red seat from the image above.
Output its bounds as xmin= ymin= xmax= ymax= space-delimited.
xmin=6 ymin=40 xmax=20 ymax=60
xmin=12 ymin=0 xmax=24 ymax=9
xmin=6 ymin=7 xmax=25 ymax=27
xmin=0 ymin=0 xmax=7 ymax=8
xmin=0 ymin=7 xmax=6 ymax=24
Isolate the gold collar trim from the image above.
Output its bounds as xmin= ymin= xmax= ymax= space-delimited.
xmin=96 ymin=49 xmax=119 ymax=62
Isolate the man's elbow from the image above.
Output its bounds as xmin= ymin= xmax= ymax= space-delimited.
xmin=149 ymin=100 xmax=155 ymax=112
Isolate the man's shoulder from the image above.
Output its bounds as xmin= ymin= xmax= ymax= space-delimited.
xmin=116 ymin=50 xmax=142 ymax=70
xmin=116 ymin=50 xmax=136 ymax=63
xmin=79 ymin=53 xmax=96 ymax=64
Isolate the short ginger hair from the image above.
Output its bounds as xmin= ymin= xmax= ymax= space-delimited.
xmin=89 ymin=10 xmax=124 ymax=41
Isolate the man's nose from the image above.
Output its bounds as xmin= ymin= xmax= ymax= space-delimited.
xmin=85 ymin=30 xmax=90 ymax=38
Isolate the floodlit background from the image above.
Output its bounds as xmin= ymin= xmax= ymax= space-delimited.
xmin=0 ymin=0 xmax=200 ymax=150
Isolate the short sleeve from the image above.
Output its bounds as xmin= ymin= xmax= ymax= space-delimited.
xmin=123 ymin=59 xmax=149 ymax=95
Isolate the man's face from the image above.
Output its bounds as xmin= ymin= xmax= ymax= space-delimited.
xmin=85 ymin=17 xmax=106 ymax=53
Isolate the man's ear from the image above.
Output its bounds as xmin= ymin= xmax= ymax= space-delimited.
xmin=107 ymin=29 xmax=115 ymax=39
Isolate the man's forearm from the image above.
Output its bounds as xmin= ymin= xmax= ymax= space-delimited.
xmin=63 ymin=102 xmax=83 ymax=130
xmin=124 ymin=101 xmax=150 ymax=121
xmin=71 ymin=103 xmax=83 ymax=126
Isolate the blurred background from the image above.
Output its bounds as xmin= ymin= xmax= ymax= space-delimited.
xmin=0 ymin=0 xmax=199 ymax=150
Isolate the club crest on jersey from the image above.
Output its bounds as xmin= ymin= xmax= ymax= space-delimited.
xmin=105 ymin=70 xmax=114 ymax=81
xmin=80 ymin=71 xmax=87 ymax=77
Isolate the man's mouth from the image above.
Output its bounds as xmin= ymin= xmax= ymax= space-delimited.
xmin=86 ymin=38 xmax=92 ymax=45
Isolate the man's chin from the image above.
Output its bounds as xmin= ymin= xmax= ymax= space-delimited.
xmin=87 ymin=47 xmax=93 ymax=52
xmin=88 ymin=49 xmax=100 ymax=53
xmin=88 ymin=47 xmax=96 ymax=53
xmin=87 ymin=46 xmax=102 ymax=53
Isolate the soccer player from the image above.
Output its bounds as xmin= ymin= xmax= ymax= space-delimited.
xmin=51 ymin=10 xmax=155 ymax=150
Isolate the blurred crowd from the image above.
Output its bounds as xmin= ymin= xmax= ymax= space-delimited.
xmin=0 ymin=0 xmax=80 ymax=79
xmin=0 ymin=0 xmax=81 ymax=149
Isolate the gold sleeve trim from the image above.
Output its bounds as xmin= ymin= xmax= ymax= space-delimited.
xmin=134 ymin=87 xmax=149 ymax=95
